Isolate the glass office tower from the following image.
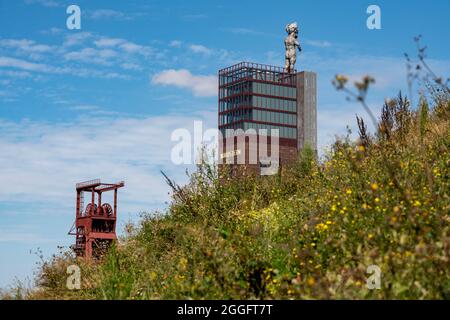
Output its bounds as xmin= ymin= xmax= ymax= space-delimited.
xmin=218 ymin=62 xmax=316 ymax=175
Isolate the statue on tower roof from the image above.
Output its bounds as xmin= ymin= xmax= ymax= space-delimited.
xmin=284 ymin=22 xmax=302 ymax=73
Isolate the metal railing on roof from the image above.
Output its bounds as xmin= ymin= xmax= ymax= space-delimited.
xmin=219 ymin=61 xmax=296 ymax=75
xmin=95 ymin=181 xmax=125 ymax=191
xmin=76 ymin=179 xmax=101 ymax=189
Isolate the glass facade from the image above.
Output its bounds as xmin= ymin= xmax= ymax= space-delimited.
xmin=252 ymin=109 xmax=296 ymax=126
xmin=219 ymin=63 xmax=297 ymax=140
xmin=252 ymin=96 xmax=296 ymax=112
xmin=251 ymin=82 xmax=296 ymax=99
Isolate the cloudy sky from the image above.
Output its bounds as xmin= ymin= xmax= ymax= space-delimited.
xmin=0 ymin=0 xmax=449 ymax=288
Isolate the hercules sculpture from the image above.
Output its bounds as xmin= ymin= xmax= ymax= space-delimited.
xmin=284 ymin=22 xmax=302 ymax=73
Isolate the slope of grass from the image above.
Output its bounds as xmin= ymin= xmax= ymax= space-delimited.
xmin=16 ymin=86 xmax=448 ymax=300
xmin=2 ymin=71 xmax=448 ymax=300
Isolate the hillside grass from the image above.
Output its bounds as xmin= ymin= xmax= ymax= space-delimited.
xmin=2 ymin=66 xmax=449 ymax=300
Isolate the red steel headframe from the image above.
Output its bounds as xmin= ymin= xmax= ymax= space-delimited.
xmin=69 ymin=179 xmax=124 ymax=260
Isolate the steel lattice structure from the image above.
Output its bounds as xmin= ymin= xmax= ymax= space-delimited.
xmin=69 ymin=179 xmax=124 ymax=260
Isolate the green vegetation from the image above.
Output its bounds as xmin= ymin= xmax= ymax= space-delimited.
xmin=2 ymin=43 xmax=449 ymax=300
xmin=15 ymin=82 xmax=448 ymax=300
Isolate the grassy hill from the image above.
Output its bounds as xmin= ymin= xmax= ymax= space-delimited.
xmin=3 ymin=68 xmax=449 ymax=300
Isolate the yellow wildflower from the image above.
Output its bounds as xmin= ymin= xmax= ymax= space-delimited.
xmin=307 ymin=277 xmax=316 ymax=286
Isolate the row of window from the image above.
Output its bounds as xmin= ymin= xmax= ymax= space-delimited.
xmin=219 ymin=123 xmax=297 ymax=139
xmin=252 ymin=95 xmax=296 ymax=112
xmin=252 ymin=82 xmax=296 ymax=99
xmin=244 ymin=122 xmax=296 ymax=139
xmin=219 ymin=109 xmax=251 ymax=125
xmin=219 ymin=82 xmax=250 ymax=99
xmin=219 ymin=109 xmax=296 ymax=126
xmin=253 ymin=109 xmax=296 ymax=126
xmin=219 ymin=81 xmax=297 ymax=100
xmin=219 ymin=122 xmax=244 ymax=134
xmin=219 ymin=95 xmax=251 ymax=112
xmin=219 ymin=96 xmax=297 ymax=113
xmin=219 ymin=69 xmax=248 ymax=86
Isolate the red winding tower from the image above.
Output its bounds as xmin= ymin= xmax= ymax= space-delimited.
xmin=69 ymin=179 xmax=125 ymax=260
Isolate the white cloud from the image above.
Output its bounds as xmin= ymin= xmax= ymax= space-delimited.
xmin=317 ymin=102 xmax=379 ymax=154
xmin=169 ymin=40 xmax=182 ymax=48
xmin=40 ymin=27 xmax=63 ymax=35
xmin=64 ymin=48 xmax=117 ymax=65
xmin=0 ymin=39 xmax=53 ymax=53
xmin=63 ymin=32 xmax=92 ymax=47
xmin=93 ymin=37 xmax=153 ymax=57
xmin=94 ymin=37 xmax=126 ymax=48
xmin=0 ymin=111 xmax=215 ymax=216
xmin=182 ymin=14 xmax=207 ymax=20
xmin=72 ymin=104 xmax=100 ymax=110
xmin=0 ymin=56 xmax=56 ymax=73
xmin=24 ymin=0 xmax=62 ymax=7
xmin=69 ymin=104 xmax=120 ymax=116
xmin=152 ymin=69 xmax=217 ymax=97
xmin=0 ymin=70 xmax=32 ymax=79
xmin=224 ymin=27 xmax=274 ymax=37
xmin=189 ymin=44 xmax=212 ymax=55
xmin=0 ymin=111 xmax=218 ymax=286
xmin=69 ymin=104 xmax=101 ymax=111
xmin=0 ymin=230 xmax=58 ymax=244
xmin=304 ymin=39 xmax=332 ymax=48
xmin=88 ymin=9 xmax=130 ymax=20
xmin=120 ymin=42 xmax=143 ymax=53
xmin=0 ymin=55 xmax=130 ymax=80
xmin=121 ymin=62 xmax=142 ymax=71
xmin=0 ymin=34 xmax=157 ymax=79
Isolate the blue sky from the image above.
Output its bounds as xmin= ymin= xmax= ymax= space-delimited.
xmin=0 ymin=0 xmax=449 ymax=289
